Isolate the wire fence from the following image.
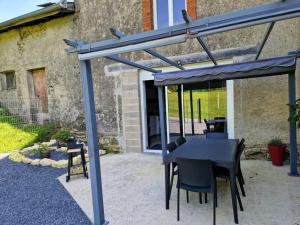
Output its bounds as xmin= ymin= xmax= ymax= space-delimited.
xmin=0 ymin=97 xmax=59 ymax=131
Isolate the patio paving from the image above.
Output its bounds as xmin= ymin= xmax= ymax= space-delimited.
xmin=58 ymin=153 xmax=300 ymax=225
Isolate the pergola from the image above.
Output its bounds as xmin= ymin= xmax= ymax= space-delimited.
xmin=65 ymin=0 xmax=300 ymax=224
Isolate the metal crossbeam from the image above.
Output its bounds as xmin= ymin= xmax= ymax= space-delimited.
xmin=67 ymin=0 xmax=300 ymax=59
xmin=106 ymin=55 xmax=160 ymax=73
xmin=110 ymin=28 xmax=184 ymax=70
xmin=182 ymin=10 xmax=217 ymax=65
xmin=255 ymin=22 xmax=276 ymax=60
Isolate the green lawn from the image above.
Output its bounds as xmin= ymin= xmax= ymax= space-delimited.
xmin=0 ymin=108 xmax=54 ymax=154
xmin=167 ymin=88 xmax=227 ymax=120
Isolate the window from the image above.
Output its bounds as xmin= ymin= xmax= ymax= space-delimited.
xmin=6 ymin=72 xmax=16 ymax=90
xmin=154 ymin=0 xmax=186 ymax=29
xmin=1 ymin=71 xmax=16 ymax=90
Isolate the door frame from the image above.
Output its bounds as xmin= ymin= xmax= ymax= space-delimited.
xmin=139 ymin=60 xmax=234 ymax=153
xmin=139 ymin=72 xmax=169 ymax=153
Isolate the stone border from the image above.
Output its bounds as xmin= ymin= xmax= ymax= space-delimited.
xmin=8 ymin=140 xmax=106 ymax=169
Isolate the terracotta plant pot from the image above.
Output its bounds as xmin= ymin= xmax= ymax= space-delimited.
xmin=268 ymin=144 xmax=286 ymax=166
xmin=40 ymin=151 xmax=51 ymax=159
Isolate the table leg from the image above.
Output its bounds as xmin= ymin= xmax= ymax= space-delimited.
xmin=229 ymin=168 xmax=238 ymax=224
xmin=165 ymin=164 xmax=170 ymax=210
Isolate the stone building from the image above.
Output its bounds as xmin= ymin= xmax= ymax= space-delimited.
xmin=0 ymin=0 xmax=299 ymax=155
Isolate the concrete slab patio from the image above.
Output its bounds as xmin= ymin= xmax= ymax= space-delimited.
xmin=58 ymin=153 xmax=300 ymax=225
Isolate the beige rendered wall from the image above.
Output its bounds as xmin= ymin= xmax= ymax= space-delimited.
xmin=0 ymin=0 xmax=299 ymax=153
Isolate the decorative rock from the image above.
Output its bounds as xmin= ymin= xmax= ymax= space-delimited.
xmin=31 ymin=159 xmax=40 ymax=166
xmin=52 ymin=160 xmax=68 ymax=168
xmin=59 ymin=147 xmax=68 ymax=152
xmin=40 ymin=158 xmax=54 ymax=167
xmin=73 ymin=156 xmax=82 ymax=165
xmin=100 ymin=150 xmax=106 ymax=155
xmin=9 ymin=152 xmax=25 ymax=163
xmin=22 ymin=157 xmax=33 ymax=164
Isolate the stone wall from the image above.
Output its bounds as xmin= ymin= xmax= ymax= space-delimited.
xmin=0 ymin=0 xmax=299 ymax=154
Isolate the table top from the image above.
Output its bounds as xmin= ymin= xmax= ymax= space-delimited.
xmin=164 ymin=137 xmax=238 ymax=169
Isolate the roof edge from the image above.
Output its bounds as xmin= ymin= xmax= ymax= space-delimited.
xmin=0 ymin=2 xmax=75 ymax=33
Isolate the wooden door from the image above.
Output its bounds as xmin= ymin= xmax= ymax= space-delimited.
xmin=32 ymin=69 xmax=48 ymax=113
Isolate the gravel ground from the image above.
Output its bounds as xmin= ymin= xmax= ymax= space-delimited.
xmin=0 ymin=157 xmax=91 ymax=225
xmin=28 ymin=151 xmax=68 ymax=161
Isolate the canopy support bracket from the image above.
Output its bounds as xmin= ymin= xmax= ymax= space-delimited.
xmin=110 ymin=28 xmax=184 ymax=70
xmin=106 ymin=55 xmax=160 ymax=73
xmin=182 ymin=10 xmax=218 ymax=66
xmin=255 ymin=22 xmax=275 ymax=60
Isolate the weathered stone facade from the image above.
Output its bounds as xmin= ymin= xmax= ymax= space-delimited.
xmin=0 ymin=0 xmax=299 ymax=154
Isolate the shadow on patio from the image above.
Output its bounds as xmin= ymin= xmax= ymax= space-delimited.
xmin=59 ymin=153 xmax=300 ymax=225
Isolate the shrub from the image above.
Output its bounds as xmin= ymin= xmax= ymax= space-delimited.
xmin=52 ymin=128 xmax=72 ymax=142
xmin=268 ymin=138 xmax=283 ymax=146
xmin=288 ymin=98 xmax=300 ymax=129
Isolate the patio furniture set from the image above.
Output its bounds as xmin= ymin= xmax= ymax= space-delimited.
xmin=165 ymin=136 xmax=246 ymax=224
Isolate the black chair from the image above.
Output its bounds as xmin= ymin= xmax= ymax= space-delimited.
xmin=215 ymin=140 xmax=246 ymax=212
xmin=66 ymin=139 xmax=88 ymax=182
xmin=213 ymin=121 xmax=225 ymax=133
xmin=176 ymin=158 xmax=217 ymax=225
xmin=204 ymin=118 xmax=211 ymax=133
xmin=206 ymin=132 xmax=228 ymax=139
xmin=167 ymin=141 xmax=178 ymax=200
xmin=237 ymin=138 xmax=246 ymax=189
xmin=175 ymin=136 xmax=186 ymax=146
xmin=214 ymin=117 xmax=226 ymax=120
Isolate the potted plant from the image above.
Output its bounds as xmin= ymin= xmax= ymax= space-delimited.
xmin=37 ymin=144 xmax=51 ymax=159
xmin=268 ymin=138 xmax=286 ymax=166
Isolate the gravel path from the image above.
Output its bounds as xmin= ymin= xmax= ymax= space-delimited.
xmin=0 ymin=157 xmax=91 ymax=225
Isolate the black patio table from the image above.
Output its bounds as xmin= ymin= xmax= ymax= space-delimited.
xmin=163 ymin=137 xmax=240 ymax=224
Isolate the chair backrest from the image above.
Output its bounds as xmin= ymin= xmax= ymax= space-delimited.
xmin=238 ymin=138 xmax=245 ymax=148
xmin=204 ymin=119 xmax=210 ymax=130
xmin=206 ymin=132 xmax=228 ymax=139
xmin=67 ymin=138 xmax=83 ymax=149
xmin=214 ymin=117 xmax=225 ymax=120
xmin=235 ymin=142 xmax=245 ymax=172
xmin=214 ymin=121 xmax=225 ymax=132
xmin=176 ymin=136 xmax=186 ymax=146
xmin=167 ymin=141 xmax=177 ymax=153
xmin=177 ymin=158 xmax=214 ymax=189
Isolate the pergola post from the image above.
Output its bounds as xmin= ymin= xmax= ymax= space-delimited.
xmin=177 ymin=85 xmax=184 ymax=136
xmin=288 ymin=71 xmax=299 ymax=176
xmin=79 ymin=60 xmax=107 ymax=225
xmin=158 ymin=86 xmax=170 ymax=209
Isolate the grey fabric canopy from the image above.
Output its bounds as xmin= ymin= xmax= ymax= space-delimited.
xmin=154 ymin=55 xmax=297 ymax=86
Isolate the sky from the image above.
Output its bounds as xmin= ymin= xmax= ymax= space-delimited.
xmin=0 ymin=0 xmax=59 ymax=23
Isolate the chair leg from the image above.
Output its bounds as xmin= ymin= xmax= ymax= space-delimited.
xmin=66 ymin=154 xmax=71 ymax=182
xmin=238 ymin=175 xmax=246 ymax=197
xmin=239 ymin=166 xmax=245 ymax=185
xmin=215 ymin=180 xmax=218 ymax=208
xmin=177 ymin=188 xmax=180 ymax=221
xmin=199 ymin=193 xmax=202 ymax=204
xmin=205 ymin=193 xmax=208 ymax=203
xmin=236 ymin=186 xmax=244 ymax=211
xmin=213 ymin=190 xmax=216 ymax=225
xmin=186 ymin=191 xmax=189 ymax=203
xmin=169 ymin=169 xmax=175 ymax=200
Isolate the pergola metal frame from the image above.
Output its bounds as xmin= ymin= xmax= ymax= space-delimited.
xmin=65 ymin=1 xmax=300 ymax=224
